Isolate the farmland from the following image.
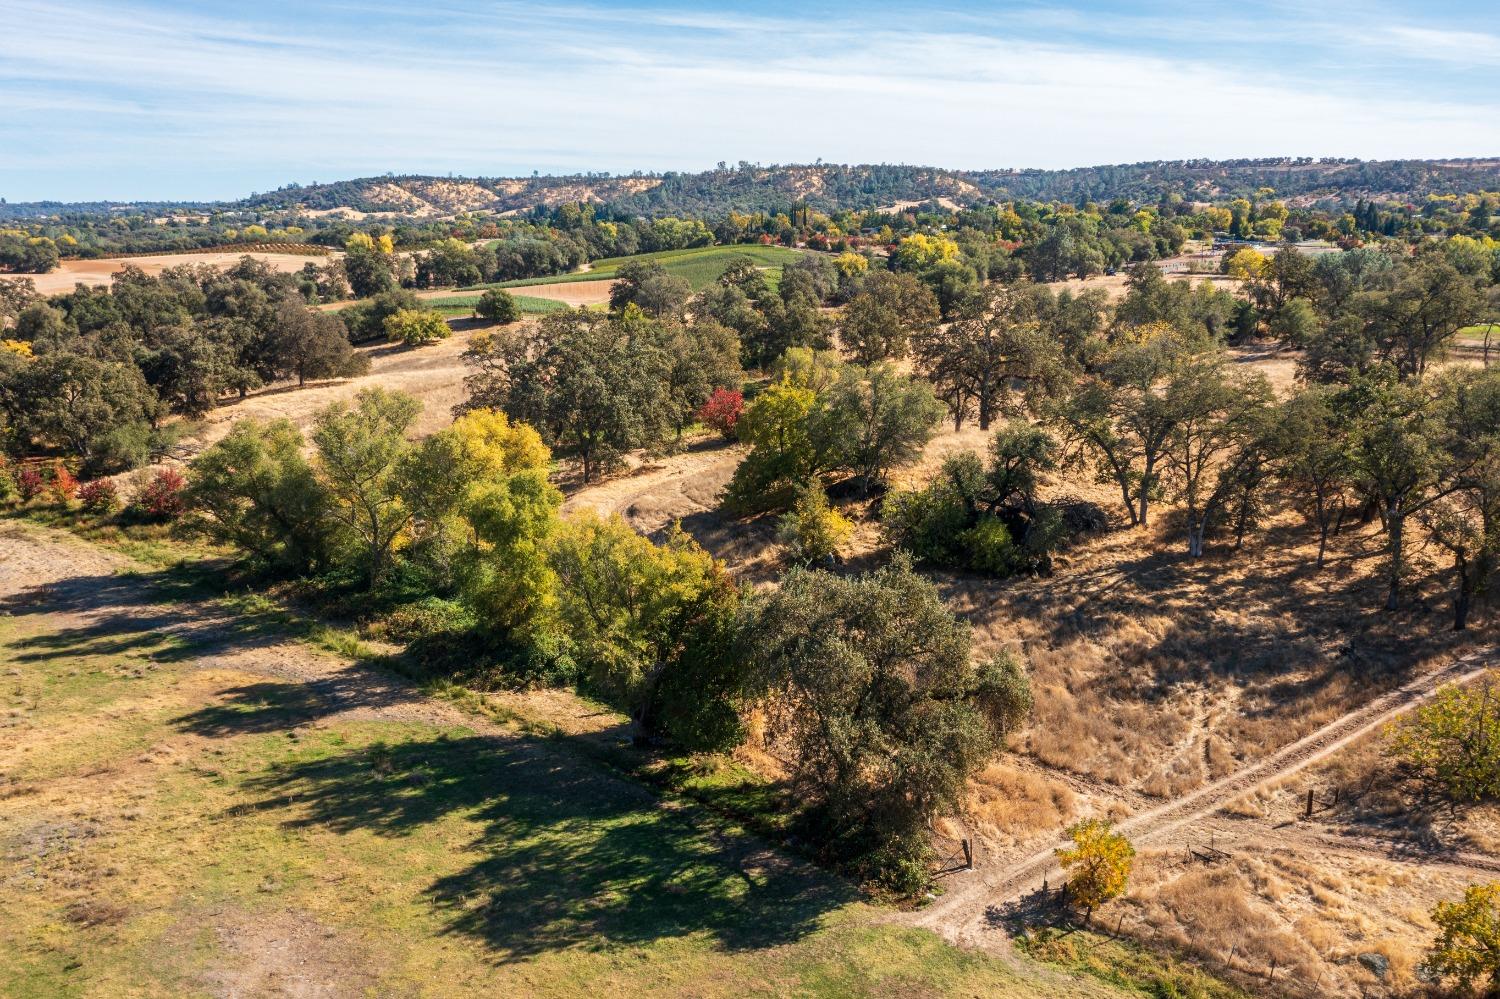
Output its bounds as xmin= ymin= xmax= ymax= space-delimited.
xmin=481 ymin=244 xmax=804 ymax=292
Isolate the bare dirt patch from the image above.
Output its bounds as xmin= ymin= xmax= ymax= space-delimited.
xmin=3 ymin=251 xmax=335 ymax=296
xmin=196 ymin=908 xmax=383 ymax=999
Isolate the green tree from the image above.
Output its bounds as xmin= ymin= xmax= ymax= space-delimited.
xmin=740 ymin=555 xmax=1032 ymax=888
xmin=462 ymin=308 xmax=676 ymax=482
xmin=912 ymin=282 xmax=1066 ymax=431
xmin=406 ymin=409 xmax=560 ymax=638
xmin=311 ymin=387 xmax=421 ymax=586
xmin=550 ymin=511 xmax=739 ymax=746
xmin=475 ymin=288 xmax=520 ymax=324
xmin=342 ymin=243 xmax=397 ymax=298
xmin=1344 ymin=371 xmax=1476 ymax=610
xmin=721 ymin=379 xmax=825 ymax=513
xmin=181 ymin=419 xmax=333 ymax=575
xmin=4 ymin=353 xmax=158 ymax=470
xmin=1158 ymin=352 xmax=1274 ymax=556
xmin=1424 ymin=883 xmax=1500 ymax=993
xmin=270 ymin=298 xmax=368 ymax=387
xmin=821 ymin=362 xmax=943 ymax=494
xmin=1275 ymin=387 xmax=1355 ymax=567
xmin=838 ymin=271 xmax=939 ymax=364
xmin=1390 ymin=676 xmax=1500 ymax=803
xmin=1048 ymin=327 xmax=1197 ymax=527
xmin=1368 ymin=257 xmax=1485 ymax=379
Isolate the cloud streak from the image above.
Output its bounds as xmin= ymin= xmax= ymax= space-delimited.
xmin=1 ymin=0 xmax=1497 ymax=200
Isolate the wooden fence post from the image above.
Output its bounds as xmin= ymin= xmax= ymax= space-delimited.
xmin=962 ymin=838 xmax=973 ymax=870
xmin=1306 ymin=788 xmax=1314 ymax=818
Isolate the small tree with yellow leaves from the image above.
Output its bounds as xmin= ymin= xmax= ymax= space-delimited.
xmin=1056 ymin=818 xmax=1134 ymax=922
xmin=1424 ymin=882 xmax=1500 ymax=993
xmin=777 ymin=480 xmax=853 ymax=566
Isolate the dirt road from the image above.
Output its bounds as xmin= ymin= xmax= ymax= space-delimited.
xmin=913 ymin=648 xmax=1497 ymax=946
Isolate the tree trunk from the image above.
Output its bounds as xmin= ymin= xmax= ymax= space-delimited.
xmin=1455 ymin=555 xmax=1474 ymax=632
xmin=1187 ymin=522 xmax=1204 ymax=558
xmin=1137 ymin=456 xmax=1155 ymax=526
xmin=1385 ymin=509 xmax=1404 ymax=611
xmin=1316 ymin=518 xmax=1329 ymax=569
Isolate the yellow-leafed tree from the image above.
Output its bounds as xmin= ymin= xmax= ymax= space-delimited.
xmin=1424 ymin=882 xmax=1500 ymax=992
xmin=1056 ymin=819 xmax=1135 ymax=921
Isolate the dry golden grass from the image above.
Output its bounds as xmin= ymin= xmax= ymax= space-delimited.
xmin=1122 ymin=847 xmax=1444 ymax=997
xmin=967 ymin=762 xmax=1077 ymax=841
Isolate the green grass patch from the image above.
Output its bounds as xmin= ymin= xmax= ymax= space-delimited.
xmin=467 ymin=245 xmax=804 ymax=294
xmin=1018 ymin=926 xmax=1254 ymax=999
xmin=0 ymin=577 xmax=1137 ymax=998
xmin=425 ymin=294 xmax=569 ymax=318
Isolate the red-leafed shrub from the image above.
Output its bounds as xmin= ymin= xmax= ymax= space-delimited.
xmin=50 ymin=462 xmax=78 ymax=503
xmin=136 ymin=467 xmax=187 ymax=520
xmin=77 ymin=479 xmax=119 ymax=513
xmin=16 ymin=466 xmax=45 ymax=502
xmin=696 ymin=387 xmax=744 ymax=441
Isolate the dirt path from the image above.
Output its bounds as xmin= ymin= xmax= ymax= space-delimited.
xmin=913 ymin=647 xmax=1497 ymax=946
xmin=0 ymin=522 xmax=492 ymax=736
xmin=562 ymin=443 xmax=742 ymax=532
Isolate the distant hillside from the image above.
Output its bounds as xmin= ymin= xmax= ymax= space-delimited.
xmin=968 ymin=157 xmax=1500 ymax=205
xmin=236 ymin=165 xmax=983 ymax=218
xmin=6 ymin=158 xmax=1500 ymax=221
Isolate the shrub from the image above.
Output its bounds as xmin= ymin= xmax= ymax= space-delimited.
xmin=0 ymin=460 xmax=14 ymax=504
xmin=372 ymin=597 xmax=477 ymax=644
xmin=960 ymin=517 xmax=1017 ymax=575
xmin=776 ymin=481 xmax=853 ymax=566
xmin=49 ymin=461 xmax=77 ymax=503
xmin=384 ymin=307 xmax=451 ymax=346
xmin=136 ymin=467 xmax=187 ymax=520
xmin=882 ymin=439 xmax=1079 ymax=578
xmin=696 ymin=387 xmax=744 ymax=440
xmin=77 ymin=478 xmax=119 ymax=513
xmin=16 ymin=466 xmax=44 ymax=502
xmin=475 ymin=288 xmax=520 ymax=324
xmin=90 ymin=423 xmax=152 ymax=474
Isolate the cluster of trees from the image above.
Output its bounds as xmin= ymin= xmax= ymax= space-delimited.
xmin=822 ymin=239 xmax=1500 ymax=625
xmin=0 ymin=231 xmax=61 ymax=273
xmin=723 ymin=348 xmax=942 ymax=514
xmin=462 ymin=301 xmax=741 ymax=482
xmin=181 ymin=388 xmax=1033 ymax=890
xmin=0 ymin=258 xmax=366 ymax=472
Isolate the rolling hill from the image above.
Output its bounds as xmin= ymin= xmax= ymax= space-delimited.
xmin=7 ymin=158 xmax=1500 ymax=222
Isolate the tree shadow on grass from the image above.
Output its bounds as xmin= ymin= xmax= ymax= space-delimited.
xmin=173 ymin=682 xmax=332 ymax=736
xmin=237 ymin=732 xmax=852 ymax=961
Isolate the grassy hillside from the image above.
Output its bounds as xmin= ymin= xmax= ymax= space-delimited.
xmin=0 ymin=522 xmax=1172 ymax=999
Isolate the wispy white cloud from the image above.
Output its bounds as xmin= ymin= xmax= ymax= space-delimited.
xmin=0 ymin=0 xmax=1497 ymax=200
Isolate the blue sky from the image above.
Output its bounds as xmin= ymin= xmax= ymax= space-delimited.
xmin=2 ymin=0 xmax=1499 ymax=202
